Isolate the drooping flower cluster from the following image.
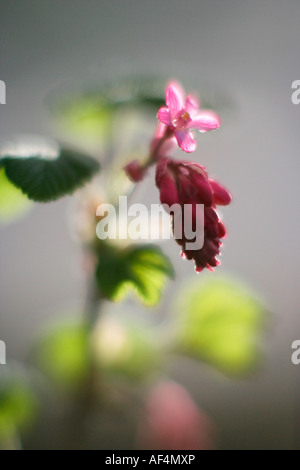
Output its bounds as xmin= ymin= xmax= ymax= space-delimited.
xmin=156 ymin=157 xmax=231 ymax=272
xmin=125 ymin=80 xmax=231 ymax=273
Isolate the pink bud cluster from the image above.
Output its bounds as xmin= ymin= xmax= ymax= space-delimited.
xmin=156 ymin=158 xmax=231 ymax=272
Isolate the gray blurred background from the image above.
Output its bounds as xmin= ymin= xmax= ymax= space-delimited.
xmin=0 ymin=0 xmax=299 ymax=449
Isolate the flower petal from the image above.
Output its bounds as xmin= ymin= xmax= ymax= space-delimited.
xmin=166 ymin=83 xmax=184 ymax=117
xmin=185 ymin=95 xmax=199 ymax=116
xmin=175 ymin=130 xmax=196 ymax=153
xmin=157 ymin=107 xmax=172 ymax=127
xmin=191 ymin=111 xmax=220 ymax=132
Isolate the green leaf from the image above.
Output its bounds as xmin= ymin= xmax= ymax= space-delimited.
xmin=175 ymin=276 xmax=265 ymax=376
xmin=0 ymin=168 xmax=32 ymax=222
xmin=92 ymin=315 xmax=160 ymax=380
xmin=0 ymin=374 xmax=37 ymax=437
xmin=0 ymin=136 xmax=100 ymax=202
xmin=95 ymin=243 xmax=174 ymax=306
xmin=34 ymin=319 xmax=91 ymax=390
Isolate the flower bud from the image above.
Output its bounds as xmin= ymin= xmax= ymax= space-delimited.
xmin=124 ymin=160 xmax=147 ymax=183
xmin=209 ymin=179 xmax=232 ymax=206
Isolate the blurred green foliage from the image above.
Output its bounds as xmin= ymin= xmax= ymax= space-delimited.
xmin=33 ymin=313 xmax=161 ymax=388
xmin=95 ymin=243 xmax=174 ymax=306
xmin=92 ymin=315 xmax=161 ymax=380
xmin=175 ymin=276 xmax=265 ymax=376
xmin=34 ymin=319 xmax=91 ymax=390
xmin=49 ymin=76 xmax=165 ymax=152
xmin=54 ymin=99 xmax=114 ymax=148
xmin=0 ymin=168 xmax=32 ymax=223
xmin=0 ymin=372 xmax=37 ymax=443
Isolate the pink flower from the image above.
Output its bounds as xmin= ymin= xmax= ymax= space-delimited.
xmin=157 ymin=81 xmax=220 ymax=153
xmin=156 ymin=157 xmax=231 ymax=272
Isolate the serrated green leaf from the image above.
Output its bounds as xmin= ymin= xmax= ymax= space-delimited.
xmin=0 ymin=136 xmax=100 ymax=202
xmin=0 ymin=168 xmax=32 ymax=222
xmin=95 ymin=244 xmax=174 ymax=306
xmin=175 ymin=277 xmax=265 ymax=376
xmin=34 ymin=319 xmax=91 ymax=389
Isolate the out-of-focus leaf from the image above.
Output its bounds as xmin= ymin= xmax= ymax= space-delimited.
xmin=54 ymin=98 xmax=114 ymax=146
xmin=95 ymin=244 xmax=174 ymax=307
xmin=100 ymin=76 xmax=165 ymax=108
xmin=175 ymin=277 xmax=265 ymax=376
xmin=49 ymin=76 xmax=165 ymax=146
xmin=34 ymin=319 xmax=91 ymax=389
xmin=0 ymin=136 xmax=100 ymax=202
xmin=52 ymin=76 xmax=165 ymax=118
xmin=92 ymin=315 xmax=160 ymax=380
xmin=0 ymin=374 xmax=37 ymax=438
xmin=0 ymin=168 xmax=32 ymax=222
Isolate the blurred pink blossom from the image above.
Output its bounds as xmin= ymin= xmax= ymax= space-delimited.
xmin=138 ymin=380 xmax=216 ymax=450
